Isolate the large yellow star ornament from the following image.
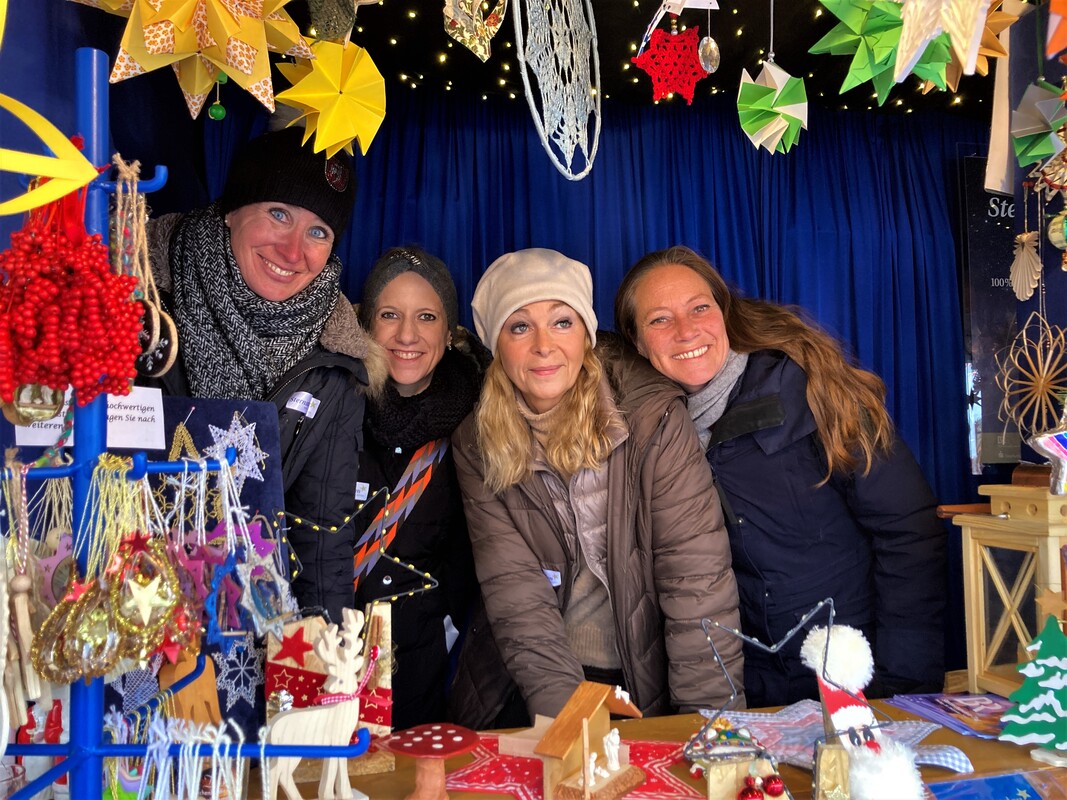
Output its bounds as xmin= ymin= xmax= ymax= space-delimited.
xmin=77 ymin=0 xmax=311 ymax=117
xmin=277 ymin=39 xmax=386 ymax=158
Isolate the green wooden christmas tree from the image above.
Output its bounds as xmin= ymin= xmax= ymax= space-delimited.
xmin=1000 ymin=614 xmax=1067 ymax=765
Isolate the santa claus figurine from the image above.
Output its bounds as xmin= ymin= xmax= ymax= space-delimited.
xmin=800 ymin=625 xmax=924 ymax=800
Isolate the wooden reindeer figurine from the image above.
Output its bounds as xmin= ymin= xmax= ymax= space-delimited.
xmin=267 ymin=607 xmax=368 ymax=800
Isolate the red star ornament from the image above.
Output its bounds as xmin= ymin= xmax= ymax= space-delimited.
xmin=632 ymin=25 xmax=709 ymax=105
xmin=274 ymin=626 xmax=315 ymax=667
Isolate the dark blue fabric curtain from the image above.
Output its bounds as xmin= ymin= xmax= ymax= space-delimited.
xmin=326 ymin=90 xmax=985 ymax=514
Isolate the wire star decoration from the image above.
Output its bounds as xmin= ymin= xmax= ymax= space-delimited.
xmin=204 ymin=412 xmax=268 ymax=496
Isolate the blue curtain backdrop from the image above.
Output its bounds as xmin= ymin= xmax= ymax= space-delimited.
xmin=310 ymin=90 xmax=984 ymax=517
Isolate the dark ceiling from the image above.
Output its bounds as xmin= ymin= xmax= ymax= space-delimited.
xmin=332 ymin=0 xmax=997 ymax=118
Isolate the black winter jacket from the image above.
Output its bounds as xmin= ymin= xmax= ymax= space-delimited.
xmin=143 ymin=213 xmax=387 ymax=626
xmin=706 ymin=349 xmax=946 ymax=707
xmin=354 ymin=345 xmax=481 ymax=729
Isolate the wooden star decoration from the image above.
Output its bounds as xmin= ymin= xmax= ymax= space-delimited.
xmin=274 ymin=626 xmax=315 ymax=667
xmin=38 ymin=533 xmax=73 ymax=608
xmin=1036 ymin=587 xmax=1067 ymax=622
xmin=631 ymin=25 xmax=709 ymax=105
xmin=276 ymin=38 xmax=387 ymax=157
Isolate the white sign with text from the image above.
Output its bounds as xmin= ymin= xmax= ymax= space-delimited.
xmin=13 ymin=386 xmax=166 ymax=451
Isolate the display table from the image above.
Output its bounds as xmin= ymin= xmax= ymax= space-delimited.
xmin=245 ymin=701 xmax=1067 ymax=799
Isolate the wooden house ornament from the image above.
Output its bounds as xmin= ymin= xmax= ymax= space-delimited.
xmin=533 ymin=681 xmax=645 ymax=800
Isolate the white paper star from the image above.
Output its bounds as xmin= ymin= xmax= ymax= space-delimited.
xmin=894 ymin=0 xmax=992 ymax=82
xmin=204 ymin=412 xmax=268 ymax=495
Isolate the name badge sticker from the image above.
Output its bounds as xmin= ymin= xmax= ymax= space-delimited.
xmin=542 ymin=568 xmax=561 ymax=587
xmin=286 ymin=391 xmax=320 ymax=418
xmin=355 ymin=482 xmax=370 ymax=502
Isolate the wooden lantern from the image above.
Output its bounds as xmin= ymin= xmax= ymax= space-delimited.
xmin=954 ymin=484 xmax=1067 ymax=696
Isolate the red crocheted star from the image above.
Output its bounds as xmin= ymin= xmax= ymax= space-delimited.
xmin=632 ymin=25 xmax=708 ymax=105
xmin=275 ymin=626 xmax=315 ymax=668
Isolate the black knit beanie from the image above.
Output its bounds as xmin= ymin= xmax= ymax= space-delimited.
xmin=359 ymin=246 xmax=459 ymax=332
xmin=219 ymin=127 xmax=356 ymax=240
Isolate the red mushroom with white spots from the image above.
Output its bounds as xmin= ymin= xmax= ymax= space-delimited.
xmin=384 ymin=723 xmax=480 ymax=800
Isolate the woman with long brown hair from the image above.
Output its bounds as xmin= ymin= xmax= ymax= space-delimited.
xmin=615 ymin=245 xmax=946 ymax=707
xmin=449 ymin=248 xmax=743 ymax=725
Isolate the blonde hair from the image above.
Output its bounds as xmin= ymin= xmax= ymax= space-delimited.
xmin=475 ymin=346 xmax=615 ymax=492
xmin=615 ymin=246 xmax=893 ymax=479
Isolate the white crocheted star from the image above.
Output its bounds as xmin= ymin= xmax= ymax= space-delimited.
xmin=211 ymin=633 xmax=264 ymax=712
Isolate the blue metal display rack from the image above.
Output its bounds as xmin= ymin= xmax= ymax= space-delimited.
xmin=3 ymin=47 xmax=370 ymax=800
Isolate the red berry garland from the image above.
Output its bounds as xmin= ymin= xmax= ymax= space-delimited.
xmin=0 ymin=189 xmax=142 ymax=406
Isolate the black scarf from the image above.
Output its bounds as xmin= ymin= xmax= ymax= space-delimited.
xmin=169 ymin=204 xmax=342 ymax=400
xmin=365 ymin=347 xmax=481 ymax=450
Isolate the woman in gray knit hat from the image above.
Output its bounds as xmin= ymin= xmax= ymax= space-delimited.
xmin=355 ymin=246 xmax=487 ymax=728
xmin=448 ymin=248 xmax=744 ymax=729
xmin=144 ymin=126 xmax=385 ymax=626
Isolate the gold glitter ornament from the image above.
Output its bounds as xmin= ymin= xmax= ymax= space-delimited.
xmin=30 ymin=576 xmax=86 ymax=684
xmin=108 ymin=538 xmax=180 ymax=660
xmin=62 ymin=579 xmax=121 ymax=678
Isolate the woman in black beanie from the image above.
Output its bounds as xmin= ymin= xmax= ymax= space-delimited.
xmin=354 ymin=246 xmax=487 ymax=729
xmin=145 ymin=126 xmax=386 ymax=625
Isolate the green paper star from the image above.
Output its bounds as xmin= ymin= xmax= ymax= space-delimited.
xmin=737 ymin=63 xmax=808 ymax=154
xmin=809 ymin=0 xmax=951 ymax=105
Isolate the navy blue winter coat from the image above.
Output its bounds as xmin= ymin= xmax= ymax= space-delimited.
xmin=706 ymin=350 xmax=946 ymax=707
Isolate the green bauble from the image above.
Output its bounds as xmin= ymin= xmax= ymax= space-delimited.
xmin=208 ymin=102 xmax=227 ymax=121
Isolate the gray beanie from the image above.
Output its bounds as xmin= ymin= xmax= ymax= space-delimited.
xmin=359 ymin=246 xmax=459 ymax=332
xmin=472 ymin=248 xmax=598 ymax=354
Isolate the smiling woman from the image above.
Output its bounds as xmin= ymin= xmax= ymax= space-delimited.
xmin=354 ymin=246 xmax=485 ymax=728
xmin=449 ymin=247 xmax=743 ymax=729
xmin=614 ymin=245 xmax=947 ymax=708
xmin=224 ymin=202 xmax=335 ymax=302
xmin=143 ymin=126 xmax=388 ymax=626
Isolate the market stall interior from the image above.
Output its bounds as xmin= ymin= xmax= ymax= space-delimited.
xmin=4 ymin=0 xmax=1065 ymax=798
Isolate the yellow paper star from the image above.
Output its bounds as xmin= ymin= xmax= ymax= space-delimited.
xmin=127 ymin=574 xmax=163 ymax=625
xmin=99 ymin=0 xmax=309 ymax=116
xmin=276 ymin=39 xmax=386 ymax=157
xmin=0 ymin=94 xmax=98 ymax=216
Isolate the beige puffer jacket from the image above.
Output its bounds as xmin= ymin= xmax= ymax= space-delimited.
xmin=452 ymin=338 xmax=744 ymax=719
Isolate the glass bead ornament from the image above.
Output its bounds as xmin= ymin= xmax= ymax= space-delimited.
xmin=208 ymin=102 xmax=227 ymax=121
xmin=699 ymin=35 xmax=720 ymax=73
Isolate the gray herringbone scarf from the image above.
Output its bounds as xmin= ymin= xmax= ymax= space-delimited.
xmin=170 ymin=204 xmax=341 ymax=400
